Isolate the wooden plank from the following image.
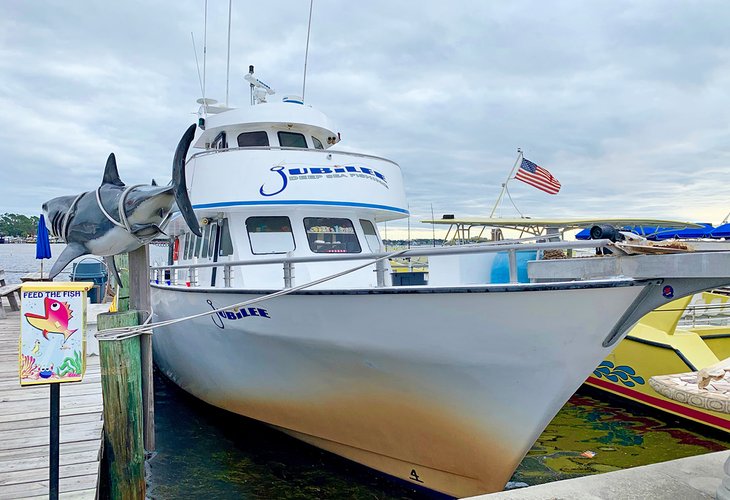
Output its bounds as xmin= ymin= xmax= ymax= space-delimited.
xmin=24 ymin=488 xmax=97 ymax=500
xmin=0 ymin=375 xmax=102 ymax=393
xmin=0 ymin=394 xmax=103 ymax=417
xmin=0 ymin=421 xmax=103 ymax=450
xmin=0 ymin=473 xmax=98 ymax=498
xmin=1 ymin=384 xmax=102 ymax=402
xmin=0 ymin=450 xmax=99 ymax=474
xmin=0 ymin=411 xmax=101 ymax=432
xmin=0 ymin=405 xmax=103 ymax=424
xmin=0 ymin=461 xmax=100 ymax=486
xmin=0 ymin=439 xmax=101 ymax=462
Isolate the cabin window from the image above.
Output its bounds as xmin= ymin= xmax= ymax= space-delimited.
xmin=219 ymin=218 xmax=233 ymax=256
xmin=184 ymin=233 xmax=193 ymax=260
xmin=278 ymin=131 xmax=307 ymax=148
xmin=312 ymin=136 xmax=324 ymax=149
xmin=211 ymin=131 xmax=228 ymax=149
xmin=168 ymin=237 xmax=176 ymax=264
xmin=209 ymin=224 xmax=218 ymax=258
xmin=304 ymin=217 xmax=361 ymax=253
xmin=360 ymin=220 xmax=381 ymax=252
xmin=193 ymin=232 xmax=203 ymax=257
xmin=201 ymin=224 xmax=212 ymax=259
xmin=237 ymin=131 xmax=269 ymax=147
xmin=246 ymin=216 xmax=295 ymax=254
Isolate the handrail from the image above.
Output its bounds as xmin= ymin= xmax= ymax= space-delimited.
xmin=189 ymin=145 xmax=401 ymax=167
xmin=151 ymin=238 xmax=612 ymax=272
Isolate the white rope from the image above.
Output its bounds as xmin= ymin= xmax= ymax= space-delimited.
xmin=61 ymin=193 xmax=85 ymax=241
xmin=96 ymin=249 xmax=408 ymax=341
xmin=95 ymin=184 xmax=143 ymax=230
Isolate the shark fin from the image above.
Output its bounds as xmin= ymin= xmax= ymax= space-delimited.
xmin=104 ymin=256 xmax=122 ymax=287
xmin=173 ymin=124 xmax=202 ymax=237
xmin=48 ymin=243 xmax=88 ymax=280
xmin=102 ymin=153 xmax=125 ymax=187
xmin=151 ymin=179 xmax=158 ymax=186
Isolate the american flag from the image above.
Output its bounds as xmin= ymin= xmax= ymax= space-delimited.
xmin=515 ymin=158 xmax=561 ymax=195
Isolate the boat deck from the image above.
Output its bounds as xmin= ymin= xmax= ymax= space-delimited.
xmin=0 ymin=307 xmax=103 ymax=499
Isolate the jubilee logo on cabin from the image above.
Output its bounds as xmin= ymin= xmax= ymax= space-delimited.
xmin=259 ymin=165 xmax=388 ymax=196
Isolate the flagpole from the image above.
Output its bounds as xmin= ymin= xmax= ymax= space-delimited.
xmin=489 ymin=149 xmax=523 ymax=218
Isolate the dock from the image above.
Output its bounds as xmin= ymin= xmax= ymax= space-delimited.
xmin=467 ymin=449 xmax=729 ymax=500
xmin=0 ymin=307 xmax=103 ymax=499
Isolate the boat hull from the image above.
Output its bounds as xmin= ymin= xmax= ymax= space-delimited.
xmin=151 ymin=281 xmax=648 ymax=497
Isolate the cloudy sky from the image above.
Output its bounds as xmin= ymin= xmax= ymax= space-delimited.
xmin=3 ymin=1 xmax=730 ymax=237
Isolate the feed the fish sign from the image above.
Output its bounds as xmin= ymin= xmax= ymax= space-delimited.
xmin=19 ymin=282 xmax=93 ymax=386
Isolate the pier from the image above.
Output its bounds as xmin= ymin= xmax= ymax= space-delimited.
xmin=467 ymin=450 xmax=730 ymax=500
xmin=0 ymin=307 xmax=103 ymax=499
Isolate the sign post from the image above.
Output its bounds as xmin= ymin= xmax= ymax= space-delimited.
xmin=19 ymin=281 xmax=92 ymax=499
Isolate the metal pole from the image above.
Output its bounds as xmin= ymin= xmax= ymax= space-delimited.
xmin=508 ymin=249 xmax=518 ymax=283
xmin=225 ymin=0 xmax=232 ymax=107
xmin=302 ymin=0 xmax=314 ymax=101
xmin=489 ymin=149 xmax=523 ymax=218
xmin=49 ymin=383 xmax=60 ymax=500
xmin=375 ymin=259 xmax=386 ymax=287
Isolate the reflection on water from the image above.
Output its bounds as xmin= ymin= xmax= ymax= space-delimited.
xmin=149 ymin=372 xmax=729 ymax=499
xmin=511 ymin=390 xmax=729 ymax=486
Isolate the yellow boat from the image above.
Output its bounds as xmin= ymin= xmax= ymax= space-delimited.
xmin=585 ymin=291 xmax=730 ymax=432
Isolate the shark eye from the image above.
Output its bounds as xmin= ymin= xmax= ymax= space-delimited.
xmin=50 ymin=302 xmax=60 ymax=311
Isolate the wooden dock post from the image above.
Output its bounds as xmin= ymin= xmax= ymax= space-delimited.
xmin=98 ymin=310 xmax=145 ymax=499
xmin=129 ymin=246 xmax=155 ymax=452
xmin=113 ymin=254 xmax=130 ymax=312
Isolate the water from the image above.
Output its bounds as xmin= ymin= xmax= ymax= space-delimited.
xmin=0 ymin=243 xmax=72 ymax=283
xmin=2 ymin=244 xmax=728 ymax=497
xmin=148 ymin=375 xmax=729 ymax=499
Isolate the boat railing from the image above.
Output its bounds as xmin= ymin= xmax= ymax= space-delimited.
xmin=189 ymin=145 xmax=400 ymax=166
xmin=681 ymin=302 xmax=730 ymax=328
xmin=150 ymin=238 xmax=614 ymax=289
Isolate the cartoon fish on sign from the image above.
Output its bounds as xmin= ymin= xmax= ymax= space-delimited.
xmin=24 ymin=297 xmax=77 ymax=342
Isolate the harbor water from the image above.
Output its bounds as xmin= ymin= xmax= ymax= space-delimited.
xmin=2 ymin=244 xmax=728 ymax=498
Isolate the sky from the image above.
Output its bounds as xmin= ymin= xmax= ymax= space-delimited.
xmin=3 ymin=1 xmax=730 ymax=238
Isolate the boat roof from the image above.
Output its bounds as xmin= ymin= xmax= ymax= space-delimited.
xmin=193 ymin=100 xmax=338 ymax=149
xmin=421 ymin=217 xmax=704 ymax=229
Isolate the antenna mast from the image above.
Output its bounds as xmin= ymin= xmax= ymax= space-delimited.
xmin=302 ymin=0 xmax=314 ymax=101
xmin=191 ymin=33 xmax=205 ymax=103
xmin=203 ymin=0 xmax=208 ymax=103
xmin=225 ymin=0 xmax=232 ymax=107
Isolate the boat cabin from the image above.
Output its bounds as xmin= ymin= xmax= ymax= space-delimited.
xmin=163 ymin=92 xmax=408 ymax=290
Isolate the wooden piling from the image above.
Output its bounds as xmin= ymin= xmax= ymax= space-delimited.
xmin=98 ymin=310 xmax=144 ymax=499
xmin=129 ymin=246 xmax=155 ymax=452
xmin=113 ymin=254 xmax=130 ymax=312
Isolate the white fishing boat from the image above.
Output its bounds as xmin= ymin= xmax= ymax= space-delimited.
xmin=149 ymin=72 xmax=730 ymax=497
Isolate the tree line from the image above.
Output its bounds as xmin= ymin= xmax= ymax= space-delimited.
xmin=0 ymin=213 xmax=40 ymax=237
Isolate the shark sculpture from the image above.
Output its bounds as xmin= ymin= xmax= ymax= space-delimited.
xmin=44 ymin=124 xmax=202 ymax=282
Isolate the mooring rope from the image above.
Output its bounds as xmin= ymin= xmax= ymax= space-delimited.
xmin=60 ymin=193 xmax=85 ymax=242
xmin=95 ymin=184 xmax=146 ymax=241
xmin=96 ymin=249 xmax=408 ymax=341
